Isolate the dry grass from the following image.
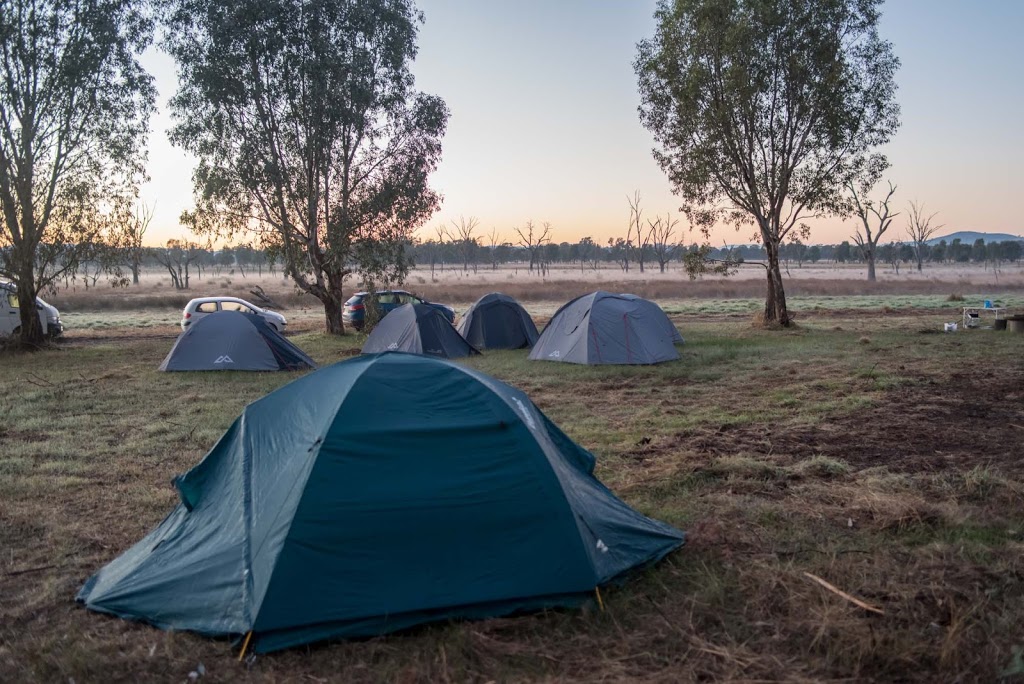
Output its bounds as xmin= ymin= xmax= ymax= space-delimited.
xmin=1 ymin=309 xmax=1024 ymax=682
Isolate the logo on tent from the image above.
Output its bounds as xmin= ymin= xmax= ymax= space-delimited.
xmin=512 ymin=397 xmax=537 ymax=430
xmin=548 ymin=351 xmax=560 ymax=358
xmin=387 ymin=343 xmax=399 ymax=350
xmin=214 ymin=355 xmax=234 ymax=364
xmin=596 ymin=539 xmax=609 ymax=553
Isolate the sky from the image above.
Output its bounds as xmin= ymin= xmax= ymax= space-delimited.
xmin=138 ymin=0 xmax=1024 ymax=247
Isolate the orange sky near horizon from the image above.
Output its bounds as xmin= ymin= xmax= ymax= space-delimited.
xmin=138 ymin=1 xmax=1024 ymax=250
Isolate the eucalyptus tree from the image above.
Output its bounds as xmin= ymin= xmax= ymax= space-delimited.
xmin=164 ymin=0 xmax=449 ymax=333
xmin=636 ymin=0 xmax=900 ymax=325
xmin=0 ymin=0 xmax=155 ymax=345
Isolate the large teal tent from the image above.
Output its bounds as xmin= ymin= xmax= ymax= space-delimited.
xmin=78 ymin=353 xmax=684 ymax=653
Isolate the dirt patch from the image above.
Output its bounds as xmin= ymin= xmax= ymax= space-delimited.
xmin=670 ymin=370 xmax=1024 ymax=475
xmin=0 ymin=428 xmax=49 ymax=443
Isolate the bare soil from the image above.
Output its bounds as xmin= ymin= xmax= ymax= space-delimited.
xmin=674 ymin=368 xmax=1024 ymax=476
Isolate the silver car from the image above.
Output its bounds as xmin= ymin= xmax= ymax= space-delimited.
xmin=181 ymin=296 xmax=287 ymax=332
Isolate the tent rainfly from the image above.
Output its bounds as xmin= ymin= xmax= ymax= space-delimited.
xmin=77 ymin=352 xmax=685 ymax=653
xmin=457 ymin=292 xmax=540 ymax=350
xmin=158 ymin=311 xmax=316 ymax=372
xmin=361 ymin=303 xmax=479 ymax=358
xmin=529 ymin=291 xmax=683 ymax=365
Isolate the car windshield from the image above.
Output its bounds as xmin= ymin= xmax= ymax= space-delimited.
xmin=344 ymin=295 xmax=362 ymax=306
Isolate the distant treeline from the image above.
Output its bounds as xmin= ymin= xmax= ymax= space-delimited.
xmin=11 ymin=236 xmax=1022 ymax=293
xmin=403 ymin=236 xmax=1023 ymax=273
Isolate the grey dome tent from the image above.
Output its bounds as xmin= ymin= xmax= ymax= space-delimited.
xmin=457 ymin=292 xmax=540 ymax=350
xmin=77 ymin=352 xmax=685 ymax=654
xmin=529 ymin=291 xmax=683 ymax=365
xmin=159 ymin=311 xmax=316 ymax=372
xmin=362 ymin=303 xmax=479 ymax=358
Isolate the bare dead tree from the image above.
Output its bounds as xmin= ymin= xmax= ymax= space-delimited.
xmin=627 ymin=192 xmax=656 ymax=272
xmin=450 ymin=215 xmax=480 ymax=272
xmin=848 ymin=180 xmax=898 ymax=281
xmin=487 ymin=227 xmax=501 ymax=270
xmin=648 ymin=212 xmax=681 ymax=273
xmin=514 ymin=220 xmax=552 ymax=273
xmin=79 ymin=259 xmax=103 ymax=289
xmin=434 ymin=224 xmax=448 ymax=275
xmin=906 ymin=201 xmax=944 ymax=272
xmin=624 ymin=191 xmax=642 ymax=272
xmin=152 ymin=239 xmax=204 ymax=290
xmin=125 ymin=202 xmax=154 ymax=285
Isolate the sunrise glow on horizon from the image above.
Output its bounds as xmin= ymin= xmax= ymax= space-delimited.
xmin=139 ymin=0 xmax=1024 ymax=248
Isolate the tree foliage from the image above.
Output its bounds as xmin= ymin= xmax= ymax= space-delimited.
xmin=636 ymin=0 xmax=900 ymax=325
xmin=0 ymin=0 xmax=155 ymax=345
xmin=163 ymin=0 xmax=448 ymax=333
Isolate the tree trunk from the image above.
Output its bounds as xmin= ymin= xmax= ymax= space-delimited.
xmin=16 ymin=267 xmax=46 ymax=347
xmin=131 ymin=261 xmax=140 ymax=285
xmin=762 ymin=239 xmax=791 ymax=326
xmin=322 ymin=270 xmax=346 ymax=335
xmin=867 ymin=253 xmax=876 ymax=281
xmin=324 ymin=299 xmax=344 ymax=334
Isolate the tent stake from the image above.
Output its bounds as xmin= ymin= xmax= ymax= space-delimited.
xmin=595 ymin=586 xmax=605 ymax=612
xmin=237 ymin=631 xmax=253 ymax=662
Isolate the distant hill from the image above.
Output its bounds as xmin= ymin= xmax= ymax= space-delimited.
xmin=927 ymin=231 xmax=1024 ymax=246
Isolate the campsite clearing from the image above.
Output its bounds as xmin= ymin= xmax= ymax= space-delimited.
xmin=1 ymin=307 xmax=1023 ymax=682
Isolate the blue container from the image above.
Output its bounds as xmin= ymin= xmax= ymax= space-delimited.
xmin=985 ymin=299 xmax=993 ymax=308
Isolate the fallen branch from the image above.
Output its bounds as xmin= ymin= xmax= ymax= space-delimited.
xmin=803 ymin=571 xmax=884 ymax=615
xmin=248 ymin=285 xmax=282 ymax=309
xmin=25 ymin=372 xmax=54 ymax=387
xmin=5 ymin=564 xmax=57 ymax=577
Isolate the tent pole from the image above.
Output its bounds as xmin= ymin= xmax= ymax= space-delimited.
xmin=237 ymin=630 xmax=253 ymax=661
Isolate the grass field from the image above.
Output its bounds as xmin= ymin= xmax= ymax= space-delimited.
xmin=2 ymin=303 xmax=1024 ymax=682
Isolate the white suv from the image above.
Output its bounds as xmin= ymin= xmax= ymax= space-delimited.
xmin=181 ymin=297 xmax=287 ymax=332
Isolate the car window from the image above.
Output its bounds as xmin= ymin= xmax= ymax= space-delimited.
xmin=395 ymin=293 xmax=411 ymax=305
xmin=408 ymin=294 xmax=423 ymax=305
xmin=7 ymin=293 xmax=17 ymax=308
xmin=220 ymin=301 xmax=255 ymax=314
xmin=377 ymin=293 xmax=397 ymax=304
xmin=196 ymin=302 xmax=218 ymax=313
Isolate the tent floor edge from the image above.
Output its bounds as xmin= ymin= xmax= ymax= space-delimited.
xmin=250 ymin=590 xmax=598 ymax=654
